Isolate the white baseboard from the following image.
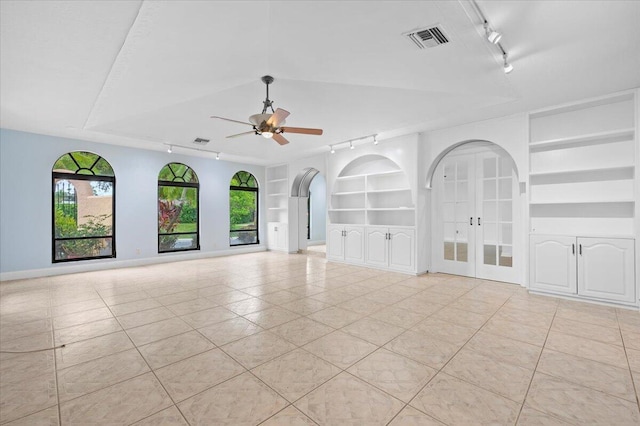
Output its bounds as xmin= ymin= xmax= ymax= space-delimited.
xmin=307 ymin=240 xmax=326 ymax=246
xmin=0 ymin=246 xmax=267 ymax=281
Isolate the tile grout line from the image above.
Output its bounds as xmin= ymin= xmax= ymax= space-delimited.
xmin=615 ymin=309 xmax=640 ymax=414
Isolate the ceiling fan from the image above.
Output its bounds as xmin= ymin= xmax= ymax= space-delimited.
xmin=211 ymin=75 xmax=323 ymax=145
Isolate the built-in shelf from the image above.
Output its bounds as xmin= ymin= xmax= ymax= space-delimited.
xmin=529 ymin=200 xmax=634 ymax=206
xmin=368 ymin=207 xmax=415 ymax=211
xmin=268 ymin=193 xmax=287 ymax=197
xmin=266 ymin=164 xmax=289 ymax=224
xmin=332 ymin=191 xmax=366 ymax=196
xmin=329 ymin=208 xmax=365 ymax=212
xmin=367 ymin=188 xmax=411 ymax=194
xmin=268 ymin=207 xmax=286 ymax=210
xmin=529 ymin=165 xmax=635 ymax=179
xmin=529 ymin=128 xmax=635 ymax=151
xmin=336 ymin=169 xmax=403 ymax=180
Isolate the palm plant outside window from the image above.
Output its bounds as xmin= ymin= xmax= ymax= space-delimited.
xmin=230 ymin=171 xmax=259 ymax=245
xmin=52 ymin=151 xmax=115 ymax=262
xmin=158 ymin=163 xmax=200 ymax=252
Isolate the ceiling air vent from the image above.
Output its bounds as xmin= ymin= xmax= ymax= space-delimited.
xmin=404 ymin=25 xmax=449 ymax=49
xmin=193 ymin=137 xmax=210 ymax=145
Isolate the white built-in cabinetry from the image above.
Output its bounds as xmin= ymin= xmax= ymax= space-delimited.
xmin=327 ymin=155 xmax=416 ymax=272
xmin=266 ymin=165 xmax=289 ymax=251
xmin=528 ymin=92 xmax=637 ymax=306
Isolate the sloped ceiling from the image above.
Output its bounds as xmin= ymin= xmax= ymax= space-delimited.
xmin=1 ymin=1 xmax=639 ymax=165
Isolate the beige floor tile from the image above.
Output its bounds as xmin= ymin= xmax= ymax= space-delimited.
xmin=0 ymin=308 xmax=52 ymax=326
xmin=197 ymin=316 xmax=263 ymax=346
xmin=116 ymin=306 xmax=176 ymax=329
xmin=502 ymin=297 xmax=558 ymax=315
xmin=545 ymin=331 xmax=628 ymax=368
xmin=391 ymin=298 xmax=444 ymax=316
xmin=295 ymin=372 xmax=404 ymax=426
xmin=55 ymin=331 xmax=134 ymax=369
xmin=109 ymin=299 xmax=162 ymax=316
xmin=244 ymin=306 xmax=301 ymax=329
xmin=0 ymin=318 xmax=52 ymax=342
xmin=525 ymin=372 xmax=640 ymax=424
xmin=516 ymin=405 xmax=574 ymax=425
xmin=260 ymin=405 xmax=317 ymax=425
xmin=52 ymin=307 xmax=113 ymax=329
xmin=411 ymin=373 xmax=520 ymax=425
xmin=307 ymin=306 xmax=363 ymax=328
xmin=137 ymin=331 xmax=215 ymax=369
xmin=429 ymin=306 xmax=490 ymax=329
xmin=342 ymin=317 xmax=405 ymax=346
xmin=617 ymin=310 xmax=640 ymax=332
xmin=126 ymin=317 xmax=192 ymax=346
xmin=270 ymin=317 xmax=335 ymax=346
xmin=482 ymin=316 xmax=549 ymax=347
xmin=411 ymin=318 xmax=477 ymax=346
xmin=59 ymin=372 xmax=172 ymax=424
xmin=0 ymin=371 xmax=57 ymax=423
xmin=494 ymin=306 xmax=554 ymax=328
xmin=252 ymin=349 xmax=340 ymax=402
xmin=222 ymin=331 xmax=297 ymax=369
xmin=179 ymin=306 xmax=237 ymax=328
xmin=0 ymin=331 xmax=53 ymax=352
xmin=385 ymin=330 xmax=460 ymax=369
xmin=259 ymin=290 xmax=303 ymax=305
xmin=51 ymin=299 xmax=106 ymax=317
xmin=348 ymin=348 xmax=436 ymax=403
xmin=178 ymin=372 xmax=288 ymax=425
xmin=621 ymin=328 xmax=640 ymax=350
xmin=310 ymin=290 xmax=355 ymax=305
xmin=102 ymin=290 xmax=150 ymax=306
xmin=388 ymin=406 xmax=445 ymax=425
xmin=205 ymin=290 xmax=253 ymax=305
xmin=165 ymin=297 xmax=219 ymax=316
xmin=551 ymin=315 xmax=623 ymax=346
xmin=57 ymin=348 xmax=149 ymax=402
xmin=412 ymin=289 xmax=460 ymax=305
xmin=368 ymin=305 xmax=427 ymax=329
xmin=362 ymin=289 xmax=408 ymax=305
xmin=3 ymin=405 xmax=59 ymax=425
xmin=132 ymin=406 xmax=189 ymax=425
xmin=555 ymin=305 xmax=619 ymax=328
xmin=154 ymin=290 xmax=200 ymax=306
xmin=303 ymin=331 xmax=378 ymax=369
xmin=448 ymin=298 xmax=500 ymax=315
xmin=280 ymin=297 xmax=331 ymax=315
xmin=627 ymin=347 xmax=640 ymax=373
xmin=155 ymin=348 xmax=245 ymax=402
xmin=54 ymin=317 xmax=122 ymax=345
xmin=225 ymin=297 xmax=274 ymax=316
xmin=0 ymin=351 xmax=55 ymax=383
xmin=466 ymin=331 xmax=542 ymax=369
xmin=537 ymin=349 xmax=636 ymax=402
xmin=443 ymin=347 xmax=534 ymax=402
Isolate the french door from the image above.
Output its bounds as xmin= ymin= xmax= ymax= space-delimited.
xmin=434 ymin=148 xmax=519 ymax=283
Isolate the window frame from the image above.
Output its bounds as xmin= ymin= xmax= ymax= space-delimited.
xmin=52 ymin=153 xmax=116 ymax=263
xmin=229 ymin=171 xmax=259 ymax=246
xmin=157 ymin=163 xmax=200 ymax=254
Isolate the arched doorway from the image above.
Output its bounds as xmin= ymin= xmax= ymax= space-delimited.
xmin=429 ymin=141 xmax=522 ymax=284
xmin=291 ymin=168 xmax=327 ymax=253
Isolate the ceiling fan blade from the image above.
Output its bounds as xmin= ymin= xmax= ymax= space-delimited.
xmin=226 ymin=131 xmax=256 ymax=139
xmin=266 ymin=108 xmax=290 ymax=127
xmin=280 ymin=127 xmax=323 ymax=135
xmin=273 ymin=133 xmax=289 ymax=145
xmin=211 ymin=116 xmax=253 ymax=126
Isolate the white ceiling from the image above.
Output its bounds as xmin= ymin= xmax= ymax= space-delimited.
xmin=2 ymin=0 xmax=639 ymax=165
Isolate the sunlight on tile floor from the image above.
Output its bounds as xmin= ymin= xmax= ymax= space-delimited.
xmin=1 ymin=251 xmax=639 ymax=425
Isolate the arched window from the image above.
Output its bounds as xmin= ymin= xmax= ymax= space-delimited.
xmin=158 ymin=163 xmax=200 ymax=253
xmin=229 ymin=171 xmax=259 ymax=246
xmin=52 ymin=151 xmax=115 ymax=262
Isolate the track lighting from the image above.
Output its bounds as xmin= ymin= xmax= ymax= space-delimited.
xmin=503 ymin=54 xmax=513 ymax=74
xmin=349 ymin=141 xmax=354 ymax=150
xmin=167 ymin=145 xmax=172 ymax=153
xmin=330 ymin=145 xmax=335 ymax=154
xmin=373 ymin=135 xmax=379 ymax=145
xmin=487 ymin=29 xmax=502 ymax=44
xmin=216 ymin=152 xmax=220 ymax=160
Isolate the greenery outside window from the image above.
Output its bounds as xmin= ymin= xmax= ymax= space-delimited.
xmin=52 ymin=151 xmax=115 ymax=262
xmin=230 ymin=171 xmax=259 ymax=246
xmin=158 ymin=163 xmax=200 ymax=253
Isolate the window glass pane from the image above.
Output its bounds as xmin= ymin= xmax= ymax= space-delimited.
xmin=444 ymin=242 xmax=454 ymax=260
xmin=456 ymin=181 xmax=468 ymax=201
xmin=456 ymin=161 xmax=468 ymax=180
xmin=500 ymin=223 xmax=512 ymax=245
xmin=499 ymin=200 xmax=512 ymax=222
xmin=483 ymin=179 xmax=496 ymax=200
xmin=456 ymin=222 xmax=468 ymax=242
xmin=158 ymin=187 xmax=198 ymax=235
xmin=159 ymin=165 xmax=175 ymax=181
xmin=499 ymin=157 xmax=512 ymax=177
xmin=483 ymin=201 xmax=497 ymax=221
xmin=55 ymin=237 xmax=113 ymax=261
xmin=456 ymin=242 xmax=468 ymax=262
xmin=54 ymin=178 xmax=113 ymax=239
xmin=443 ymin=202 xmax=454 ymax=219
xmin=483 ymin=222 xmax=497 ymax=243
xmin=159 ymin=234 xmax=198 ymax=252
xmin=53 ymin=153 xmax=75 ymax=173
xmin=443 ymin=164 xmax=454 ymax=181
xmin=455 ymin=202 xmax=468 ymax=222
xmin=230 ymin=230 xmax=258 ymax=245
xmin=499 ymin=178 xmax=512 ymax=200
xmin=230 ymin=189 xmax=258 ymax=245
xmin=444 ymin=182 xmax=455 ymax=202
xmin=71 ymin=152 xmax=100 ymax=170
xmin=443 ymin=222 xmax=455 ymax=241
xmin=483 ymin=157 xmax=496 ymax=178
xmin=499 ymin=245 xmax=513 ymax=267
xmin=484 ymin=244 xmax=497 ymax=265
xmin=93 ymin=158 xmax=115 ymax=176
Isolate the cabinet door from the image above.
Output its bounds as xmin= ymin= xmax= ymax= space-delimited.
xmin=326 ymin=225 xmax=345 ymax=260
xmin=365 ymin=227 xmax=388 ymax=267
xmin=578 ymin=237 xmax=635 ymax=303
xmin=276 ymin=225 xmax=288 ymax=251
xmin=529 ymin=235 xmax=577 ymax=295
xmin=267 ymin=223 xmax=279 ymax=250
xmin=389 ymin=228 xmax=415 ymax=272
xmin=344 ymin=226 xmax=364 ymax=264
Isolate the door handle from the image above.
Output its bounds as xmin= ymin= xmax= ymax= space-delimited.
xmin=478 ymin=217 xmax=481 ymax=226
xmin=579 ymin=244 xmax=582 ymax=255
xmin=572 ymin=243 xmax=575 ymax=255
xmin=470 ymin=217 xmax=473 ymax=226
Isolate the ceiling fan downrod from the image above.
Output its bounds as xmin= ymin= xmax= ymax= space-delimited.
xmin=261 ymin=75 xmax=275 ymax=114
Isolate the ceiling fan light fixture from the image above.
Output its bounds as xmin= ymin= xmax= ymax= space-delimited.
xmin=262 ymin=131 xmax=274 ymax=139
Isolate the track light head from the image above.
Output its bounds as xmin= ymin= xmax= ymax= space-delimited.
xmin=167 ymin=145 xmax=172 ymax=153
xmin=503 ymin=54 xmax=513 ymax=74
xmin=330 ymin=145 xmax=335 ymax=154
xmin=216 ymin=152 xmax=220 ymax=160
xmin=373 ymin=135 xmax=379 ymax=145
xmin=487 ymin=30 xmax=502 ymax=44
xmin=349 ymin=141 xmax=354 ymax=150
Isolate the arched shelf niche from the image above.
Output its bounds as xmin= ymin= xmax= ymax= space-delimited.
xmin=330 ymin=154 xmax=415 ymax=226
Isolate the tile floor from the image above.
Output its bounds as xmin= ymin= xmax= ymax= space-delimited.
xmin=0 ymin=251 xmax=639 ymax=425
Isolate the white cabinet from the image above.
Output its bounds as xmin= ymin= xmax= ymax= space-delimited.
xmin=268 ymin=223 xmax=288 ymax=252
xmin=578 ymin=237 xmax=635 ymax=303
xmin=365 ymin=227 xmax=415 ymax=272
xmin=530 ymin=235 xmax=636 ymax=304
xmin=327 ymin=225 xmax=364 ymax=264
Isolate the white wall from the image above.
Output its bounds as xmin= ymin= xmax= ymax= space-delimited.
xmin=0 ymin=129 xmax=266 ymax=279
xmin=308 ymin=174 xmax=326 ymax=243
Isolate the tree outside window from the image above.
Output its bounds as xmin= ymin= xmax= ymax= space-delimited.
xmin=230 ymin=171 xmax=259 ymax=245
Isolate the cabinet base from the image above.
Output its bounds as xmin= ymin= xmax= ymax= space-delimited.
xmin=528 ymin=290 xmax=639 ymax=310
